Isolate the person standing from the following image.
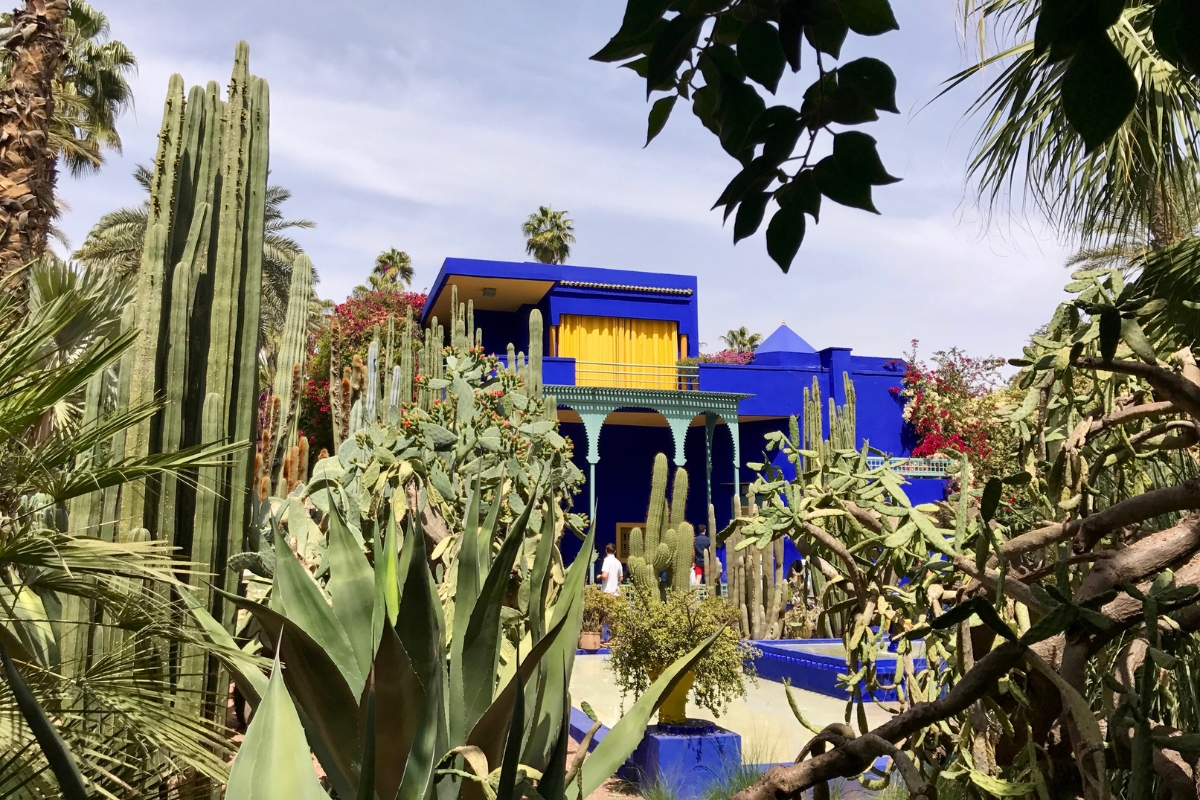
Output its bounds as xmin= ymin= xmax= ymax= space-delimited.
xmin=693 ymin=524 xmax=711 ymax=579
xmin=599 ymin=543 xmax=624 ymax=595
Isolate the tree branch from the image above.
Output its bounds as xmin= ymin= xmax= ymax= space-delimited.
xmin=731 ymin=641 xmax=1027 ymax=800
xmin=1075 ymin=515 xmax=1200 ymax=603
xmin=1075 ymin=357 xmax=1200 ymax=421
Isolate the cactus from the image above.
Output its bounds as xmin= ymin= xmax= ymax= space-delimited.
xmin=330 ymin=318 xmax=345 ymax=449
xmin=626 ymin=453 xmax=696 ymax=601
xmin=268 ymin=253 xmax=312 ymax=492
xmin=365 ymin=327 xmax=380 ymax=428
xmin=60 ymin=45 xmax=273 ymax=720
xmin=725 ymin=507 xmax=786 ymax=639
xmin=528 ymin=309 xmax=544 ymax=399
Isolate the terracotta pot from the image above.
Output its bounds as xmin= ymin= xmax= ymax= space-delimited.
xmin=579 ymin=631 xmax=602 ymax=651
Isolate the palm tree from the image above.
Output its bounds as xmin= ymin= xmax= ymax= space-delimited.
xmin=0 ymin=0 xmax=70 ymax=285
xmin=0 ymin=1 xmax=135 ymax=177
xmin=720 ymin=326 xmax=762 ymax=353
xmin=369 ymin=247 xmax=414 ymax=290
xmin=522 ymin=205 xmax=576 ymax=264
xmin=74 ymin=166 xmax=316 ymax=337
xmin=948 ymin=4 xmax=1200 ymax=249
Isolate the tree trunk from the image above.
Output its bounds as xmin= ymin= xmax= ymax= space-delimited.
xmin=0 ymin=0 xmax=68 ymax=292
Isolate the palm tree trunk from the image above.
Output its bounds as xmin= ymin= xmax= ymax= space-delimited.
xmin=0 ymin=0 xmax=69 ymax=292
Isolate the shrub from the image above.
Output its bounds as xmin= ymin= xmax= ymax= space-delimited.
xmin=892 ymin=340 xmax=1017 ymax=479
xmin=582 ymin=585 xmax=625 ymax=633
xmin=607 ymin=589 xmax=756 ymax=717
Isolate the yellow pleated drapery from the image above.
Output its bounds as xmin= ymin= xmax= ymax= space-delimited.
xmin=558 ymin=315 xmax=679 ymax=389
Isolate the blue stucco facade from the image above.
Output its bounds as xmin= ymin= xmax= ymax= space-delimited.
xmin=422 ymin=258 xmax=947 ymax=570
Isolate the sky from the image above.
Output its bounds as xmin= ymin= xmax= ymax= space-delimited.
xmin=56 ymin=0 xmax=1077 ymax=363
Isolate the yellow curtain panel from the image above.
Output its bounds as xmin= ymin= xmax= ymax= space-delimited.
xmin=558 ymin=315 xmax=679 ymax=389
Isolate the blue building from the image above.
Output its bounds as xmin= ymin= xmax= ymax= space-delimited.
xmin=421 ymin=258 xmax=947 ymax=570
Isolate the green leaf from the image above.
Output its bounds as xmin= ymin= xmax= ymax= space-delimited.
xmin=1061 ymin=31 xmax=1137 ymax=151
xmin=646 ymin=95 xmax=677 ymax=145
xmin=838 ymin=0 xmax=899 ymax=36
xmin=0 ymin=636 xmax=89 ymax=800
xmin=646 ymin=14 xmax=704 ymax=97
xmin=814 ymin=156 xmax=877 ymax=213
xmin=1120 ymin=317 xmax=1158 ymax=364
xmin=765 ymin=203 xmax=805 ymax=273
xmin=832 ymin=131 xmax=900 ymax=186
xmin=372 ymin=624 xmax=426 ymax=800
xmin=1099 ymin=308 xmax=1121 ymax=362
xmin=733 ymin=191 xmax=771 ymax=243
xmin=468 ymin=612 xmax=573 ymax=769
xmin=328 ymin=506 xmax=377 ymax=681
xmin=496 ymin=644 xmax=525 ymax=800
xmin=394 ymin=516 xmax=446 ymax=800
xmin=220 ymin=590 xmax=361 ymax=799
xmin=274 ymin=537 xmax=366 ymax=698
xmin=460 ymin=496 xmax=538 ymax=739
xmin=356 ymin=691 xmax=377 ymax=800
xmin=837 ymin=57 xmax=898 ymax=113
xmin=931 ymin=597 xmax=1017 ymax=642
xmin=968 ymin=771 xmax=1034 ymax=797
xmin=567 ymin=627 xmax=726 ymax=800
xmin=226 ymin=659 xmax=330 ymax=800
xmin=777 ymin=168 xmax=821 ymax=219
xmin=980 ymin=478 xmax=1003 ymax=524
xmin=803 ymin=0 xmax=848 ymax=58
xmin=1002 ymin=472 xmax=1032 ymax=486
xmin=1020 ymin=603 xmax=1076 ymax=645
xmin=1147 ymin=646 xmax=1179 ymax=670
xmin=591 ymin=1 xmax=671 ymax=62
xmin=737 ymin=21 xmax=786 ymax=93
xmin=180 ymin=587 xmax=268 ymax=706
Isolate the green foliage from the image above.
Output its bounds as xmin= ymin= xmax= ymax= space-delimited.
xmin=522 ymin=205 xmax=576 ymax=265
xmin=720 ymin=326 xmax=762 ymax=353
xmin=0 ymin=0 xmax=136 ymax=175
xmin=583 ymin=585 xmax=625 ymax=634
xmin=595 ymin=0 xmax=902 ymax=271
xmin=949 ymin=1 xmax=1200 ymax=248
xmin=607 ymin=589 xmax=754 ymax=718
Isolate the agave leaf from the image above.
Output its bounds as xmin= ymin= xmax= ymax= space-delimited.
xmin=179 ymin=586 xmax=268 ymax=706
xmin=274 ymin=534 xmax=366 ymax=698
xmin=459 ymin=488 xmax=539 ymax=740
xmin=522 ymin=517 xmax=595 ymax=768
xmin=567 ymin=626 xmax=726 ymax=800
xmin=468 ymin=609 xmax=572 ymax=767
xmin=226 ymin=658 xmax=330 ymax=800
xmin=328 ymin=504 xmax=377 ymax=679
xmin=0 ymin=635 xmax=88 ymax=800
xmin=219 ymin=589 xmax=361 ymax=799
xmin=355 ymin=689 xmax=378 ymax=800
xmin=395 ymin=515 xmax=447 ymax=800
xmin=450 ymin=476 xmax=486 ymax=745
xmin=371 ymin=623 xmax=426 ymax=800
xmin=536 ymin=661 xmax=572 ymax=800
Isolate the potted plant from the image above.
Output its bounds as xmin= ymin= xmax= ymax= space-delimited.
xmin=580 ymin=585 xmax=621 ymax=651
xmin=607 ymin=587 xmax=756 ymax=725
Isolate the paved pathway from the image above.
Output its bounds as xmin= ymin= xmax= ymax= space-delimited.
xmin=570 ymin=654 xmax=895 ymax=766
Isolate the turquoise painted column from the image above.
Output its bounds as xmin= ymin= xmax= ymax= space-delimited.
xmin=663 ymin=408 xmax=694 ymax=468
xmin=579 ymin=408 xmax=606 ymax=584
xmin=704 ymin=412 xmax=717 ymax=508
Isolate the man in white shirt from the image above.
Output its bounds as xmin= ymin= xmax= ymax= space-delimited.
xmin=599 ymin=543 xmax=623 ymax=595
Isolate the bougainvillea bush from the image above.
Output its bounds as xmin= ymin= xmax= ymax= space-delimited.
xmin=892 ymin=340 xmax=1017 ymax=479
xmin=299 ymin=289 xmax=426 ymax=457
xmin=678 ymin=349 xmax=755 ymax=367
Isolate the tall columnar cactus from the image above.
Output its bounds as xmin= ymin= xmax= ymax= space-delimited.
xmin=365 ymin=326 xmax=380 ymax=428
xmin=69 ymin=43 xmax=272 ymax=719
xmin=528 ymin=308 xmax=543 ymax=399
xmin=626 ymin=453 xmax=695 ymax=601
xmin=269 ymin=253 xmax=312 ymax=493
xmin=725 ymin=515 xmax=785 ymax=639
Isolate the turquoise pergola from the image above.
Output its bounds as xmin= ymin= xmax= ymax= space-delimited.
xmin=547 ymin=384 xmax=750 ymax=519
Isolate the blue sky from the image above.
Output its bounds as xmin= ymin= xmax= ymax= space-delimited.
xmin=56 ymin=0 xmax=1074 ymax=361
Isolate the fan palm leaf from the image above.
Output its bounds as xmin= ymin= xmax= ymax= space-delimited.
xmin=947 ymin=3 xmax=1200 ymax=247
xmin=0 ymin=276 xmax=255 ymax=797
xmin=522 ymin=206 xmax=576 ymax=265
